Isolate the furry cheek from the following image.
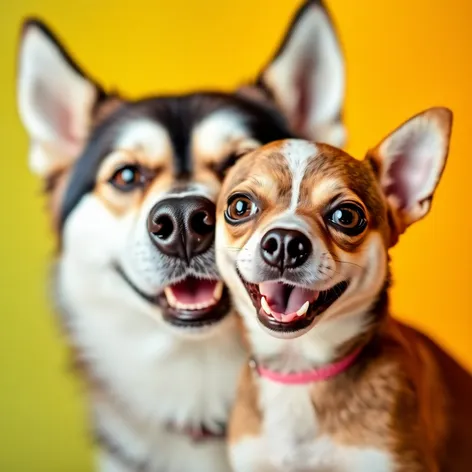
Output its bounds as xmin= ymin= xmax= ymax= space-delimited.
xmin=62 ymin=194 xmax=130 ymax=267
xmin=318 ymin=231 xmax=388 ymax=324
xmin=215 ymin=223 xmax=253 ymax=314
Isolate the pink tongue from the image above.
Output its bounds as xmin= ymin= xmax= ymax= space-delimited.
xmin=170 ymin=278 xmax=217 ymax=304
xmin=259 ymin=281 xmax=319 ymax=321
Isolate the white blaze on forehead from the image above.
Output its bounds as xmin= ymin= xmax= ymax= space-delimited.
xmin=115 ymin=119 xmax=173 ymax=162
xmin=192 ymin=110 xmax=254 ymax=156
xmin=280 ymin=139 xmax=318 ymax=211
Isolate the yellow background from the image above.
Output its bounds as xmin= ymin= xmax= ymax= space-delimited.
xmin=1 ymin=0 xmax=471 ymax=470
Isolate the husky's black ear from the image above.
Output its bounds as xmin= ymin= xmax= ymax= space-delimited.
xmin=244 ymin=1 xmax=345 ymax=146
xmin=17 ymin=19 xmax=106 ymax=176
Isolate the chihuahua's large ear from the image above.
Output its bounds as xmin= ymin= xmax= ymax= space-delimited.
xmin=367 ymin=107 xmax=453 ymax=238
xmin=244 ymin=1 xmax=345 ymax=146
xmin=17 ymin=19 xmax=106 ymax=176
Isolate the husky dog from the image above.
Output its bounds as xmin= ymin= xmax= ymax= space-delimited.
xmin=16 ymin=1 xmax=345 ymax=470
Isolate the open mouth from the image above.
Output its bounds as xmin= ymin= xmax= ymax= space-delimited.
xmin=238 ymin=271 xmax=348 ymax=335
xmin=115 ymin=265 xmax=230 ymax=328
xmin=158 ymin=277 xmax=230 ymax=328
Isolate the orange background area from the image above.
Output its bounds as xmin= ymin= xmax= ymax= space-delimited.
xmin=0 ymin=0 xmax=471 ymax=470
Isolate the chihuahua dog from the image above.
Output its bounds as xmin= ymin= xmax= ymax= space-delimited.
xmin=216 ymin=108 xmax=472 ymax=471
xmin=16 ymin=1 xmax=345 ymax=471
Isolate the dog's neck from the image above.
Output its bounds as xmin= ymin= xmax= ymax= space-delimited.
xmin=250 ymin=346 xmax=364 ymax=385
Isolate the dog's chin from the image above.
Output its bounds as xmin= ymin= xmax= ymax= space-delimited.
xmin=115 ymin=265 xmax=230 ymax=333
xmin=236 ymin=270 xmax=348 ymax=340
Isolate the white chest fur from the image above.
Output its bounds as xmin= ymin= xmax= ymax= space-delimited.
xmin=230 ymin=378 xmax=394 ymax=472
xmin=58 ymin=261 xmax=246 ymax=471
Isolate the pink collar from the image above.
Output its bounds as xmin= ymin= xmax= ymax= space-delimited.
xmin=250 ymin=347 xmax=362 ymax=385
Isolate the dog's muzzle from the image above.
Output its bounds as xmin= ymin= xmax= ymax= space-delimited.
xmin=237 ymin=226 xmax=349 ymax=338
xmin=119 ymin=194 xmax=229 ymax=330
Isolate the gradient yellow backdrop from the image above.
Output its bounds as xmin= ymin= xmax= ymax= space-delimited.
xmin=1 ymin=0 xmax=471 ymax=470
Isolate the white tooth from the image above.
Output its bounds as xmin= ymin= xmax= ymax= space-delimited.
xmin=175 ymin=299 xmax=216 ymax=311
xmin=261 ymin=296 xmax=272 ymax=316
xmin=164 ymin=287 xmax=177 ymax=308
xmin=213 ymin=282 xmax=224 ymax=301
xmin=168 ymin=295 xmax=219 ymax=311
xmin=296 ymin=301 xmax=310 ymax=317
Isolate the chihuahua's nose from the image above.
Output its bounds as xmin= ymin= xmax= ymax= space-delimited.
xmin=261 ymin=228 xmax=311 ymax=272
xmin=147 ymin=196 xmax=215 ymax=263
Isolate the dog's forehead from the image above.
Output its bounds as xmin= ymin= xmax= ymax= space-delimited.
xmin=60 ymin=92 xmax=294 ymax=226
xmin=192 ymin=110 xmax=251 ymax=158
xmin=224 ymin=140 xmax=340 ymax=188
xmin=299 ymin=143 xmax=380 ymax=206
xmin=223 ymin=139 xmax=383 ymax=213
xmin=115 ymin=119 xmax=173 ymax=161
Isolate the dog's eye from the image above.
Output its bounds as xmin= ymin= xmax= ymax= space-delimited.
xmin=225 ymin=194 xmax=258 ymax=223
xmin=109 ymin=165 xmax=144 ymax=192
xmin=328 ymin=204 xmax=367 ymax=236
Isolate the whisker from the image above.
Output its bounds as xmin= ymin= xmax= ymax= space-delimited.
xmin=332 ymin=258 xmax=366 ymax=272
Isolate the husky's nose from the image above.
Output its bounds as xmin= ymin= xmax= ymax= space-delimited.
xmin=147 ymin=196 xmax=215 ymax=263
xmin=260 ymin=228 xmax=311 ymax=273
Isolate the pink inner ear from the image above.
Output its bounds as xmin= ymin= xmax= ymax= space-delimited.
xmin=293 ymin=56 xmax=314 ymax=134
xmin=383 ymin=135 xmax=435 ymax=210
xmin=34 ymin=79 xmax=82 ymax=154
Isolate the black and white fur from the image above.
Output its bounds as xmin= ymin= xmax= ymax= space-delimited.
xmin=16 ymin=1 xmax=345 ymax=470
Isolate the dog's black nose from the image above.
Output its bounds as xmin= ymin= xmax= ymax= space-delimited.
xmin=148 ymin=196 xmax=215 ymax=263
xmin=260 ymin=228 xmax=311 ymax=272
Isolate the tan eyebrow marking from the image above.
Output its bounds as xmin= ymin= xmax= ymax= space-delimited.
xmin=191 ymin=110 xmax=251 ymax=159
xmin=310 ymin=177 xmax=344 ymax=205
xmin=115 ymin=119 xmax=173 ymax=159
xmin=247 ymin=176 xmax=265 ymax=188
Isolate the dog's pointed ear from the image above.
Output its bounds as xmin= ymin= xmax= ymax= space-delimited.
xmin=367 ymin=107 xmax=453 ymax=238
xmin=17 ymin=19 xmax=105 ymax=177
xmin=241 ymin=1 xmax=345 ymax=146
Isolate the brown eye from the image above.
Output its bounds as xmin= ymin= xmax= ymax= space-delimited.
xmin=328 ymin=203 xmax=367 ymax=236
xmin=225 ymin=194 xmax=258 ymax=224
xmin=109 ymin=165 xmax=143 ymax=192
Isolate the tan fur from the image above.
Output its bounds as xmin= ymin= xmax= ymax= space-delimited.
xmin=194 ymin=136 xmax=261 ymax=169
xmin=228 ymin=363 xmax=262 ymax=443
xmin=230 ymin=317 xmax=472 ymax=470
xmin=219 ymin=111 xmax=472 ymax=471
